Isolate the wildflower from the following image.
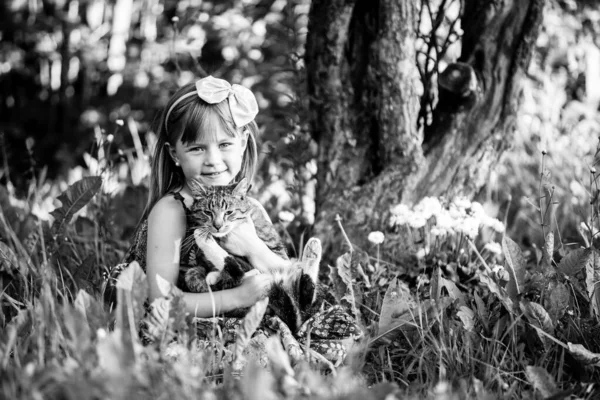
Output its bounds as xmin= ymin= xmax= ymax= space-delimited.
xmin=492 ymin=264 xmax=510 ymax=282
xmin=408 ymin=214 xmax=428 ymax=229
xmin=484 ymin=241 xmax=502 ymax=255
xmin=389 ymin=204 xmax=411 ymax=226
xmin=414 ymin=196 xmax=442 ymax=220
xmin=115 ymin=119 xmax=124 ymax=126
xmin=416 ymin=248 xmax=427 ymax=259
xmin=459 ymin=216 xmax=480 ymax=239
xmin=278 ymin=210 xmax=295 ymax=223
xmin=368 ymin=231 xmax=385 ymax=245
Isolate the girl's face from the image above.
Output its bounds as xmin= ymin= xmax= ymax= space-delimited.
xmin=169 ymin=113 xmax=248 ymax=187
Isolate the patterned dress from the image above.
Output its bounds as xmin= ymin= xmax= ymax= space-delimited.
xmin=106 ymin=192 xmax=363 ymax=368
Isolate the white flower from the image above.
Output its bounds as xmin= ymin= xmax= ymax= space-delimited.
xmin=408 ymin=213 xmax=428 ymax=229
xmin=454 ymin=197 xmax=472 ymax=210
xmin=415 ymin=196 xmax=442 ymax=220
xmin=416 ymin=248 xmax=427 ymax=259
xmin=458 ymin=216 xmax=480 ymax=239
xmin=277 ymin=210 xmax=295 ymax=223
xmin=390 ymin=204 xmax=411 ymax=226
xmin=368 ymin=231 xmax=385 ymax=245
xmin=484 ymin=241 xmax=502 ymax=255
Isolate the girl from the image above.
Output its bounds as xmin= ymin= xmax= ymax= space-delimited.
xmin=122 ymin=75 xmax=290 ymax=317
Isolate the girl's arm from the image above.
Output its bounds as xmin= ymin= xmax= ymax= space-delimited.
xmin=146 ymin=195 xmax=271 ymax=316
xmin=218 ymin=199 xmax=292 ymax=271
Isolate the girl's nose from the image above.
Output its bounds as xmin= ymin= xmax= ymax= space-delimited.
xmin=204 ymin=147 xmax=221 ymax=165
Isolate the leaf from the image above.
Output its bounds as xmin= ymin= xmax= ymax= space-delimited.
xmin=556 ymin=248 xmax=588 ymax=278
xmin=567 ymin=342 xmax=600 ymax=366
xmin=543 ymin=280 xmax=570 ymax=322
xmin=233 ymin=297 xmax=269 ymax=373
xmin=473 ymin=292 xmax=489 ymax=330
xmin=456 ymin=306 xmax=475 ymax=332
xmin=478 ymin=272 xmax=514 ymax=312
xmin=541 ymin=232 xmax=554 ymax=270
xmin=50 ymin=176 xmax=102 ymax=239
xmin=378 ymin=278 xmax=417 ymax=335
xmin=520 ymin=299 xmax=553 ymax=350
xmin=502 ymin=235 xmax=526 ymax=301
xmin=441 ymin=276 xmax=465 ymax=304
xmin=584 ymin=249 xmax=600 ymax=299
xmin=115 ymin=261 xmax=148 ymax=330
xmin=328 ymin=253 xmax=359 ymax=317
xmin=525 ymin=366 xmax=559 ymax=397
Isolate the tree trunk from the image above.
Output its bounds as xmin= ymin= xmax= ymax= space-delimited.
xmin=305 ymin=0 xmax=544 ymax=263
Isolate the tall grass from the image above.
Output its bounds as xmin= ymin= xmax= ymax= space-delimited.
xmin=2 ymin=149 xmax=600 ymax=400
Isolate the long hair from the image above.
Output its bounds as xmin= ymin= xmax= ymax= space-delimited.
xmin=140 ymin=83 xmax=259 ymax=222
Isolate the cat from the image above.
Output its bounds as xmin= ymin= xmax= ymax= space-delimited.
xmin=182 ymin=177 xmax=288 ymax=293
xmin=182 ymin=178 xmax=324 ymax=330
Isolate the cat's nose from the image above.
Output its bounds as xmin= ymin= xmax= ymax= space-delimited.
xmin=213 ymin=219 xmax=223 ymax=230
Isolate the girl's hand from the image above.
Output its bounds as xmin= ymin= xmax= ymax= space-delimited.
xmin=218 ymin=217 xmax=262 ymax=257
xmin=235 ymin=270 xmax=272 ymax=307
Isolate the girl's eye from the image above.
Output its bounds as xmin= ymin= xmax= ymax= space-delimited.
xmin=220 ymin=142 xmax=232 ymax=149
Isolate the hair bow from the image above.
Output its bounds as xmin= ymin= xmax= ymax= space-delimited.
xmin=165 ymin=76 xmax=258 ymax=132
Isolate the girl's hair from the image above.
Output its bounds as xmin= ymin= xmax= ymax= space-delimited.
xmin=141 ymin=82 xmax=259 ymax=221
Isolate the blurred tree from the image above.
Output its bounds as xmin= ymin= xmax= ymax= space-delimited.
xmin=305 ymin=0 xmax=545 ymax=261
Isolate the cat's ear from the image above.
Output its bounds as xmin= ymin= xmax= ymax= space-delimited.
xmin=232 ymin=178 xmax=249 ymax=198
xmin=188 ymin=179 xmax=207 ymax=197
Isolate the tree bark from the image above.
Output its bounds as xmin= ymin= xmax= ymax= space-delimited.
xmin=305 ymin=0 xmax=545 ymax=263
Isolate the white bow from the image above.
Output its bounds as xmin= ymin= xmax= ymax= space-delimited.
xmin=195 ymin=76 xmax=258 ymax=127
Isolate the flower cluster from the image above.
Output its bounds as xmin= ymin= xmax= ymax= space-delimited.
xmin=389 ymin=196 xmax=505 ymax=240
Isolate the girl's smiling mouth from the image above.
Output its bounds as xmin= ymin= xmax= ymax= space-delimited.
xmin=202 ymin=170 xmax=227 ymax=177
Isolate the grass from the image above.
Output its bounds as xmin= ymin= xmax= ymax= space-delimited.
xmin=1 ymin=161 xmax=600 ymax=400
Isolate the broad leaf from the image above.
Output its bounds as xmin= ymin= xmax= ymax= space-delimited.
xmin=115 ymin=261 xmax=148 ymax=329
xmin=521 ymin=299 xmax=553 ymax=350
xmin=567 ymin=342 xmax=600 ymax=366
xmin=556 ymin=248 xmax=587 ymax=279
xmin=502 ymin=235 xmax=526 ymax=301
xmin=543 ymin=280 xmax=570 ymax=322
xmin=525 ymin=366 xmax=558 ymax=397
xmin=479 ymin=272 xmax=514 ymax=312
xmin=456 ymin=306 xmax=475 ymax=332
xmin=233 ymin=297 xmax=269 ymax=373
xmin=50 ymin=176 xmax=103 ymax=239
xmin=328 ymin=253 xmax=359 ymax=318
xmin=378 ymin=278 xmax=417 ymax=335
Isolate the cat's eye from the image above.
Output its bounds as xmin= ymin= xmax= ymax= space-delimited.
xmin=225 ymin=210 xmax=233 ymax=216
xmin=203 ymin=210 xmax=212 ymax=216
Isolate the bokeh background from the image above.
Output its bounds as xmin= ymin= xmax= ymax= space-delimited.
xmin=1 ymin=0 xmax=599 ymax=252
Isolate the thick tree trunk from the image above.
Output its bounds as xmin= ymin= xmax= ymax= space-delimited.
xmin=305 ymin=0 xmax=544 ymax=263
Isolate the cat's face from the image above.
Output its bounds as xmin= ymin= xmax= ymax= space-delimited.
xmin=188 ymin=178 xmax=251 ymax=238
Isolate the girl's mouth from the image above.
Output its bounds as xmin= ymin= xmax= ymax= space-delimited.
xmin=202 ymin=170 xmax=226 ymax=177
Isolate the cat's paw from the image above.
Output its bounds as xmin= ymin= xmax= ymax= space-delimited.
xmin=206 ymin=271 xmax=221 ymax=285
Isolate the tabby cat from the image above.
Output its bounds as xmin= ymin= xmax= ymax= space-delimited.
xmin=183 ymin=178 xmax=286 ymax=291
xmin=184 ymin=178 xmax=324 ymax=331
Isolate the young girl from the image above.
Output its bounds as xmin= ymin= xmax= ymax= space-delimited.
xmin=121 ymin=75 xmax=290 ymax=317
